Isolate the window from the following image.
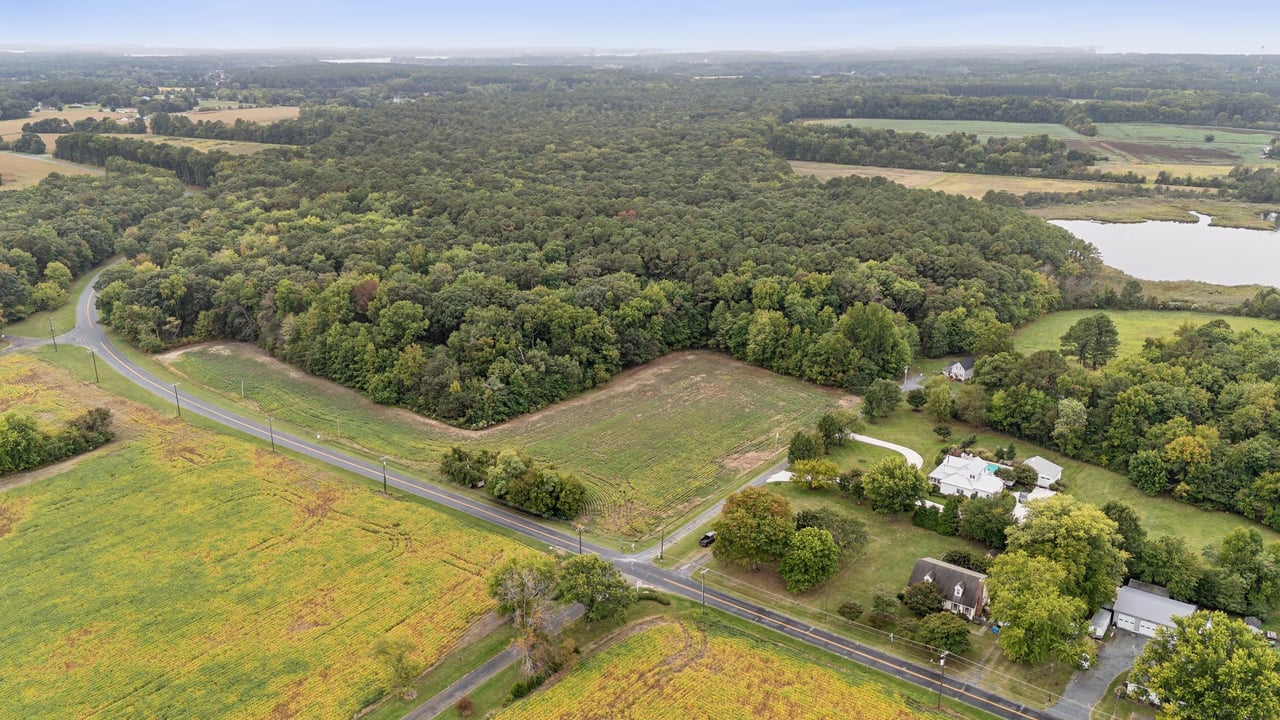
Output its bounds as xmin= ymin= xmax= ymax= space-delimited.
xmin=954 ymin=583 xmax=964 ymax=598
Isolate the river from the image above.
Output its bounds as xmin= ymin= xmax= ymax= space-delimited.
xmin=1051 ymin=213 xmax=1280 ymax=287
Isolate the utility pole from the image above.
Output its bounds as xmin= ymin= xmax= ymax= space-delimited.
xmin=937 ymin=651 xmax=949 ymax=709
xmin=659 ymin=524 xmax=665 ymax=560
xmin=240 ymin=377 xmax=244 ymax=399
xmin=48 ymin=319 xmax=57 ymax=351
xmin=90 ymin=350 xmax=99 ymax=383
xmin=171 ymin=383 xmax=181 ymax=417
xmin=268 ymin=417 xmax=275 ymax=452
xmin=700 ymin=567 xmax=708 ymax=612
xmin=575 ymin=524 xmax=584 ymax=554
xmin=380 ymin=456 xmax=388 ymax=494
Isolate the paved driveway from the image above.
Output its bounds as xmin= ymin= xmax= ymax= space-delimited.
xmin=1050 ymin=632 xmax=1148 ymax=720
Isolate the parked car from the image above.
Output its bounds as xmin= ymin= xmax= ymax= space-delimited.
xmin=698 ymin=531 xmax=716 ymax=547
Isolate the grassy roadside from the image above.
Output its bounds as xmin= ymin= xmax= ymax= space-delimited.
xmin=363 ymin=623 xmax=517 ymax=720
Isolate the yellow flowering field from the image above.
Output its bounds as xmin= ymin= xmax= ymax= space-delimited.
xmin=0 ymin=355 xmax=531 ymax=719
xmin=496 ymin=619 xmax=941 ymax=720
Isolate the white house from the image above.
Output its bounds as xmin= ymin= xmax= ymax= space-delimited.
xmin=1022 ymin=456 xmax=1063 ymax=488
xmin=1113 ymin=583 xmax=1197 ymax=638
xmin=927 ymin=454 xmax=1005 ymax=499
xmin=942 ymin=357 xmax=975 ymax=382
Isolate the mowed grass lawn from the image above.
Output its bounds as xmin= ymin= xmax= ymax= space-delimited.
xmin=1013 ymin=309 xmax=1280 ymax=359
xmin=162 ymin=345 xmax=849 ymax=539
xmin=0 ymin=355 xmax=535 ymax=720
xmin=862 ymin=407 xmax=1280 ymax=552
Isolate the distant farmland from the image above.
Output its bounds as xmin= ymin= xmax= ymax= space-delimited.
xmin=787 ymin=160 xmax=1119 ymax=197
xmin=0 ymin=354 xmax=533 ymax=720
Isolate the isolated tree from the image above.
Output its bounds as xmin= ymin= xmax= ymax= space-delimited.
xmin=1060 ymin=313 xmax=1119 ymax=369
xmin=795 ymin=506 xmax=868 ymax=553
xmin=835 ymin=469 xmax=864 ymax=499
xmin=906 ymin=388 xmax=927 ymax=411
xmin=372 ymin=635 xmax=422 ymax=699
xmin=788 ymin=430 xmax=821 ymax=462
xmin=915 ymin=611 xmax=972 ymax=655
xmin=791 ymin=458 xmax=840 ymax=490
xmin=1006 ymin=494 xmax=1127 ymax=612
xmin=923 ymin=378 xmax=954 ymax=424
xmin=987 ymin=551 xmax=1091 ymax=665
xmin=11 ymin=132 xmax=45 ymax=154
xmin=902 ymin=581 xmax=945 ymax=617
xmin=779 ymin=527 xmax=841 ymax=593
xmin=557 ymin=553 xmax=636 ymax=624
xmin=861 ymin=378 xmax=902 ymax=421
xmin=1131 ymin=611 xmax=1280 ymax=720
xmin=862 ymin=456 xmax=929 ymax=516
xmin=487 ymin=555 xmax=559 ymax=673
xmin=817 ymin=409 xmax=861 ymax=448
xmin=1126 ymin=448 xmax=1168 ymax=495
xmin=712 ymin=487 xmax=794 ymax=570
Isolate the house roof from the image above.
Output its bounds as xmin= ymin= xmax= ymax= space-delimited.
xmin=1023 ymin=456 xmax=1063 ymax=478
xmin=1113 ymin=584 xmax=1196 ymax=628
xmin=955 ymin=357 xmax=975 ymax=370
xmin=1090 ymin=607 xmax=1114 ymax=630
xmin=908 ymin=558 xmax=987 ymax=611
xmin=928 ymin=454 xmax=1005 ymax=496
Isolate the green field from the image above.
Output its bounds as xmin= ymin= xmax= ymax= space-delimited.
xmin=163 ymin=345 xmax=848 ymax=539
xmin=802 ymin=118 xmax=1083 ymax=141
xmin=0 ymin=354 xmax=535 ymax=720
xmin=1013 ymin=309 xmax=1280 ymax=359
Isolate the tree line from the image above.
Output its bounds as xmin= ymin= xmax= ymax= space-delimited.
xmin=0 ymin=165 xmax=185 ymax=326
xmin=0 ymin=408 xmax=114 ymax=475
xmin=54 ymin=133 xmax=232 ymax=187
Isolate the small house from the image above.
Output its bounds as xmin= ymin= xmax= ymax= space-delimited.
xmin=1113 ymin=582 xmax=1196 ymax=638
xmin=928 ymin=453 xmax=1006 ymax=499
xmin=908 ymin=558 xmax=988 ymax=620
xmin=1022 ymin=456 xmax=1063 ymax=488
xmin=942 ymin=357 xmax=975 ymax=382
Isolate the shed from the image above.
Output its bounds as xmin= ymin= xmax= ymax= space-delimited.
xmin=1089 ymin=607 xmax=1113 ymax=639
xmin=1022 ymin=456 xmax=1063 ymax=488
xmin=1113 ymin=583 xmax=1196 ymax=638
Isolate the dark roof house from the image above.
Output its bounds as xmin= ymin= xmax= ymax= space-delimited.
xmin=908 ymin=557 xmax=987 ymax=620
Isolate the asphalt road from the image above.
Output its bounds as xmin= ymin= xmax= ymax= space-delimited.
xmin=27 ymin=269 xmax=1069 ymax=720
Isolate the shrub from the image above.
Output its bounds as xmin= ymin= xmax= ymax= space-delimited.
xmin=455 ymin=695 xmax=475 ymax=717
xmin=509 ymin=670 xmax=553 ymax=700
xmin=933 ymin=424 xmax=953 ymax=441
xmin=837 ymin=601 xmax=864 ymax=621
xmin=637 ymin=588 xmax=670 ymax=605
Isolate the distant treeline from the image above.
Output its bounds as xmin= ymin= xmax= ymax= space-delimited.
xmin=22 ymin=116 xmax=146 ymax=134
xmin=769 ymin=125 xmax=1145 ymax=183
xmin=148 ymin=110 xmax=341 ymax=146
xmin=783 ymin=91 xmax=1280 ymax=132
xmin=0 ymin=408 xmax=114 ymax=475
xmin=54 ymin=134 xmax=231 ymax=187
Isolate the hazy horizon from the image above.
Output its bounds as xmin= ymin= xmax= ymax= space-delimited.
xmin=4 ymin=0 xmax=1276 ymax=56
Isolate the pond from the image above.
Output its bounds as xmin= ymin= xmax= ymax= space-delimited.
xmin=1050 ymin=213 xmax=1280 ymax=287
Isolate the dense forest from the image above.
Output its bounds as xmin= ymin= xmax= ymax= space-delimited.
xmin=0 ymin=165 xmax=185 ymax=324
xmin=86 ymin=75 xmax=1092 ymax=428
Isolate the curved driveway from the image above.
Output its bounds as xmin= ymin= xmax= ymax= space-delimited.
xmin=851 ymin=433 xmax=925 ymax=468
xmin=14 ymin=269 xmax=1068 ymax=720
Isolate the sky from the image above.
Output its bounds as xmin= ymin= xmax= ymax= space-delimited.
xmin=3 ymin=0 xmax=1276 ymax=55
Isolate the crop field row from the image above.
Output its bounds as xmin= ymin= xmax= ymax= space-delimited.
xmin=163 ymin=346 xmax=846 ymax=537
xmin=0 ymin=354 xmax=531 ymax=720
xmin=495 ymin=618 xmax=948 ymax=719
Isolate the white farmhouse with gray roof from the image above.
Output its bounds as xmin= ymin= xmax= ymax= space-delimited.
xmin=1112 ymin=583 xmax=1197 ymax=638
xmin=927 ymin=453 xmax=1006 ymax=499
